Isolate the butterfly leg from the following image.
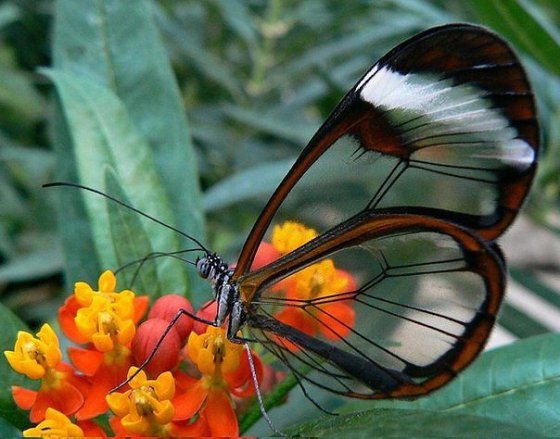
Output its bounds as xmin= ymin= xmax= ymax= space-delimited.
xmin=110 ymin=307 xmax=218 ymax=392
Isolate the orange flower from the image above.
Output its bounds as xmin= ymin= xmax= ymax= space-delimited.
xmin=271 ymin=221 xmax=317 ymax=255
xmin=173 ymin=326 xmax=263 ymax=437
xmin=107 ymin=367 xmax=194 ymax=437
xmin=22 ymin=408 xmax=106 ymax=438
xmin=56 ymin=270 xmax=148 ymax=420
xmin=23 ymin=408 xmax=84 ymax=438
xmin=4 ymin=324 xmax=89 ymax=423
xmin=58 ymin=270 xmax=148 ymax=347
xmin=68 ymin=343 xmax=132 ymax=420
xmin=270 ymin=222 xmax=357 ymax=347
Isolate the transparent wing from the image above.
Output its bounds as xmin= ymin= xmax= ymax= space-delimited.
xmin=234 ymin=23 xmax=538 ymax=277
xmin=239 ymin=210 xmax=504 ymax=398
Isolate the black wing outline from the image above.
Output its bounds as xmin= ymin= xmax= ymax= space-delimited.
xmin=234 ymin=23 xmax=538 ymax=279
xmin=238 ymin=209 xmax=504 ymax=398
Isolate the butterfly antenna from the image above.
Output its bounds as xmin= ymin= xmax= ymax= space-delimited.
xmin=43 ymin=181 xmax=210 ymax=254
xmin=244 ymin=343 xmax=285 ymax=437
xmin=115 ymin=249 xmax=199 ymax=289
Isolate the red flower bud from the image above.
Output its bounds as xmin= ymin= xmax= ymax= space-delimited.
xmin=148 ymin=294 xmax=194 ymax=341
xmin=132 ymin=318 xmax=181 ymax=378
xmin=193 ymin=301 xmax=217 ymax=334
xmin=251 ymin=242 xmax=280 ymax=270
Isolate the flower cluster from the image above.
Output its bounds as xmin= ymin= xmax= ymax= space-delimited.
xmin=5 ymin=270 xmax=261 ymax=437
xmin=4 ymin=220 xmax=356 ymax=437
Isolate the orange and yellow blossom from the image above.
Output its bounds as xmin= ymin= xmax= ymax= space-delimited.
xmin=23 ymin=408 xmax=84 ymax=438
xmin=172 ymin=326 xmax=263 ymax=437
xmin=4 ymin=324 xmax=88 ymax=423
xmin=107 ymin=367 xmax=195 ymax=437
xmin=58 ymin=270 xmax=148 ymax=420
xmin=60 ymin=270 xmax=147 ymax=351
xmin=270 ymin=221 xmax=357 ymax=345
xmin=22 ymin=408 xmax=105 ymax=438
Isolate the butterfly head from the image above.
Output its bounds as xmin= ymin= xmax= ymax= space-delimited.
xmin=196 ymin=254 xmax=226 ymax=281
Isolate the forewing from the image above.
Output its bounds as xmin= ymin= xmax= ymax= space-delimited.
xmin=234 ymin=23 xmax=538 ymax=277
xmin=240 ymin=210 xmax=505 ymax=398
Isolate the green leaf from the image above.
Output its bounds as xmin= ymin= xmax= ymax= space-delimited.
xmin=470 ymin=0 xmax=560 ymax=76
xmin=50 ymin=97 xmax=101 ymax=288
xmin=156 ymin=6 xmax=244 ymax=98
xmin=0 ymin=65 xmax=45 ymax=122
xmin=352 ymin=334 xmax=560 ymax=436
xmin=499 ymin=303 xmax=550 ymax=338
xmin=52 ymin=0 xmax=204 ymax=290
xmin=0 ymin=303 xmax=36 ymax=430
xmin=104 ymin=169 xmax=161 ymax=298
xmin=0 ymin=244 xmax=63 ymax=283
xmin=0 ymin=3 xmax=19 ymax=30
xmin=203 ymin=158 xmax=295 ymax=211
xmin=290 ymin=408 xmax=539 ymax=437
xmin=222 ymin=105 xmax=315 ymax=144
xmin=214 ymin=0 xmax=258 ymax=47
xmin=44 ymin=69 xmax=188 ymax=295
xmin=0 ymin=418 xmax=20 ymax=437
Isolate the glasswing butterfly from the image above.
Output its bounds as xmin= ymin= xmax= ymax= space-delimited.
xmin=48 ymin=22 xmax=538 ymax=419
xmin=194 ymin=22 xmax=538 ymax=400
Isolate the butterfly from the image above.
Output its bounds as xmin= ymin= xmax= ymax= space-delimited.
xmin=196 ymin=22 xmax=538 ymax=400
xmin=50 ymin=23 xmax=538 ymax=404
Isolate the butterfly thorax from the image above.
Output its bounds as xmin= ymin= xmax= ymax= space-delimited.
xmin=196 ymin=254 xmax=244 ymax=338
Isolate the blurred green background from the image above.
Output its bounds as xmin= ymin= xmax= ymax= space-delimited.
xmin=0 ymin=0 xmax=560 ymax=435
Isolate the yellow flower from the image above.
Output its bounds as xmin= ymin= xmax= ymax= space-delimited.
xmin=291 ymin=259 xmax=349 ymax=299
xmin=173 ymin=326 xmax=261 ymax=437
xmin=4 ymin=324 xmax=61 ymax=380
xmin=106 ymin=367 xmax=175 ymax=435
xmin=187 ymin=326 xmax=242 ymax=378
xmin=72 ymin=271 xmax=136 ymax=352
xmin=271 ymin=221 xmax=318 ymax=255
xmin=23 ymin=408 xmax=83 ymax=438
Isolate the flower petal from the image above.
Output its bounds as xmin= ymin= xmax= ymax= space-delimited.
xmin=173 ymin=414 xmax=210 ymax=437
xmin=77 ymin=419 xmax=107 ymax=437
xmin=68 ymin=347 xmax=104 ymax=376
xmin=251 ymin=242 xmax=281 ymax=270
xmin=133 ymin=296 xmax=149 ymax=323
xmin=30 ymin=382 xmax=84 ymax=423
xmin=106 ymin=392 xmax=131 ymax=418
xmin=318 ymin=302 xmax=355 ymax=340
xmin=206 ymin=388 xmax=238 ymax=437
xmin=121 ymin=413 xmax=150 ymax=435
xmin=154 ymin=371 xmax=175 ymax=401
xmin=172 ymin=380 xmax=207 ymax=421
xmin=92 ymin=332 xmax=114 ymax=353
xmin=153 ymin=399 xmax=175 ymax=425
xmin=11 ymin=386 xmax=36 ymax=410
xmin=127 ymin=367 xmax=147 ymax=389
xmin=275 ymin=308 xmax=316 ymax=336
xmin=98 ymin=270 xmax=116 ymax=293
xmin=116 ymin=319 xmax=136 ymax=346
xmin=228 ymin=351 xmax=263 ymax=398
xmin=74 ymin=281 xmax=94 ymax=306
xmin=174 ymin=371 xmax=198 ymax=391
xmin=76 ymin=361 xmax=129 ymax=420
